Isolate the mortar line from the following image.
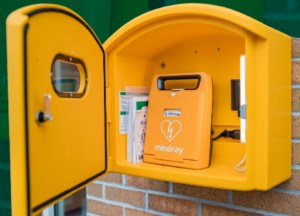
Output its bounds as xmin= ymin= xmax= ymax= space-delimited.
xmin=292 ymin=84 xmax=300 ymax=88
xmin=292 ymin=138 xmax=300 ymax=143
xmin=122 ymin=174 xmax=126 ymax=186
xmin=227 ymin=190 xmax=233 ymax=204
xmin=169 ymin=182 xmax=173 ymax=193
xmin=103 ymin=183 xmax=106 ymax=199
xmin=292 ymin=111 xmax=300 ymax=116
xmin=271 ymin=187 xmax=300 ymax=195
xmin=198 ymin=201 xmax=202 ymax=216
xmin=145 ymin=191 xmax=149 ymax=209
xmin=292 ymin=57 xmax=300 ymax=61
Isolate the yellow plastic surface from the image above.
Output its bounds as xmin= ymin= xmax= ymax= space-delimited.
xmin=7 ymin=4 xmax=107 ymax=215
xmin=104 ymin=4 xmax=291 ymax=191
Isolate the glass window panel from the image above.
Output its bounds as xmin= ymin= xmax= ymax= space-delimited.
xmin=51 ymin=55 xmax=87 ymax=98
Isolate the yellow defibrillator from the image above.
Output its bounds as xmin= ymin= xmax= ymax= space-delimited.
xmin=144 ymin=72 xmax=213 ymax=169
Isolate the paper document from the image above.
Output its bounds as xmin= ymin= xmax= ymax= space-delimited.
xmin=127 ymin=96 xmax=148 ymax=163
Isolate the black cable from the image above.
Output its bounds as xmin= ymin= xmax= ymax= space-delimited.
xmin=212 ymin=129 xmax=240 ymax=141
xmin=211 ymin=132 xmax=225 ymax=141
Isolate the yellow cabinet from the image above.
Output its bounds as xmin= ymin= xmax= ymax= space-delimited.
xmin=7 ymin=3 xmax=291 ymax=215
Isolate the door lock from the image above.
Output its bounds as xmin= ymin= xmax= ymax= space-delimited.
xmin=36 ymin=94 xmax=53 ymax=123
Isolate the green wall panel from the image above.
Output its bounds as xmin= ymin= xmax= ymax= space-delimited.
xmin=0 ymin=206 xmax=11 ymax=216
xmin=177 ymin=0 xmax=264 ymax=21
xmin=110 ymin=0 xmax=178 ymax=34
xmin=111 ymin=0 xmax=148 ymax=32
xmin=264 ymin=0 xmax=300 ymax=37
xmin=0 ymin=168 xmax=10 ymax=216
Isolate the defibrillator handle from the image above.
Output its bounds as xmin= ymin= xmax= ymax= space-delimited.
xmin=157 ymin=74 xmax=201 ymax=90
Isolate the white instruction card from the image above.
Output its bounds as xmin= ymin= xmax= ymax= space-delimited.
xmin=119 ymin=91 xmax=128 ymax=134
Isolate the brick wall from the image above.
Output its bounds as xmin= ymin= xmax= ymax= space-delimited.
xmin=87 ymin=38 xmax=300 ymax=216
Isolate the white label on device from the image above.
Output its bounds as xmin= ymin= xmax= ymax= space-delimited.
xmin=164 ymin=109 xmax=182 ymax=117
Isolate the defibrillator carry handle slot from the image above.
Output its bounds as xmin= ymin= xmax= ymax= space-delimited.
xmin=157 ymin=74 xmax=201 ymax=90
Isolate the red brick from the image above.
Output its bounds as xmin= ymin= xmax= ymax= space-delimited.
xmin=87 ymin=199 xmax=123 ymax=216
xmin=293 ymin=88 xmax=300 ymax=111
xmin=126 ymin=175 xmax=168 ymax=192
xmin=292 ymin=38 xmax=300 ymax=58
xmin=87 ymin=183 xmax=102 ymax=198
xmin=233 ymin=191 xmax=300 ymax=215
xmin=98 ymin=173 xmax=122 ymax=184
xmin=106 ymin=186 xmax=144 ymax=207
xmin=202 ymin=204 xmax=262 ymax=216
xmin=173 ymin=183 xmax=228 ymax=202
xmin=292 ymin=116 xmax=300 ymax=138
xmin=148 ymin=194 xmax=198 ymax=216
xmin=277 ymin=169 xmax=300 ymax=191
xmin=292 ymin=61 xmax=300 ymax=84
xmin=293 ymin=143 xmax=300 ymax=164
xmin=125 ymin=208 xmax=159 ymax=216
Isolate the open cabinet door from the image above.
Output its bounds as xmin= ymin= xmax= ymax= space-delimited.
xmin=6 ymin=4 xmax=107 ymax=215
